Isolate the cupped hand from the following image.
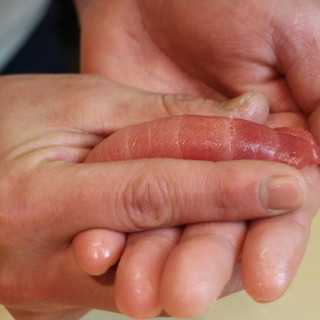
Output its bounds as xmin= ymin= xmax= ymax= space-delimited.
xmin=76 ymin=0 xmax=320 ymax=316
xmin=0 ymin=75 xmax=300 ymax=320
xmin=78 ymin=0 xmax=320 ymax=113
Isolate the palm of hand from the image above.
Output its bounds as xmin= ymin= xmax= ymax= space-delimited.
xmin=81 ymin=0 xmax=320 ymax=114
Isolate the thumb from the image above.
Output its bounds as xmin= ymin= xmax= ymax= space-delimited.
xmin=77 ymin=84 xmax=270 ymax=133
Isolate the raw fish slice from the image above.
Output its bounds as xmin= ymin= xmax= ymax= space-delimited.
xmin=86 ymin=115 xmax=320 ymax=169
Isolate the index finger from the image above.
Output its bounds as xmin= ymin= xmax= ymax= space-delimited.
xmin=11 ymin=157 xmax=306 ymax=239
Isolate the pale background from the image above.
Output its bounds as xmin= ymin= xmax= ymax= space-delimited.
xmin=1 ymin=213 xmax=319 ymax=320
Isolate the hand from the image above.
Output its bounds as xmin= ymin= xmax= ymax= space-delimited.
xmin=77 ymin=0 xmax=320 ymax=313
xmin=78 ymin=0 xmax=320 ymax=113
xmin=74 ymin=103 xmax=320 ymax=318
xmin=71 ymin=90 xmax=291 ymax=318
xmin=75 ymin=111 xmax=320 ymax=318
xmin=0 ymin=74 xmax=303 ymax=319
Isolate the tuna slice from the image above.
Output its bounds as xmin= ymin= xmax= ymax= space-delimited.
xmin=85 ymin=115 xmax=320 ymax=169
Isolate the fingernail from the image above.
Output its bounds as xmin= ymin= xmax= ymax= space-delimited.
xmin=221 ymin=91 xmax=255 ymax=111
xmin=260 ymin=176 xmax=304 ymax=213
xmin=238 ymin=91 xmax=256 ymax=105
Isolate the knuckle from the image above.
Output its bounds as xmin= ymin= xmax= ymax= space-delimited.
xmin=121 ymin=167 xmax=174 ymax=230
xmin=211 ymin=178 xmax=244 ymax=219
xmin=159 ymin=93 xmax=179 ymax=116
xmin=159 ymin=93 xmax=190 ymax=115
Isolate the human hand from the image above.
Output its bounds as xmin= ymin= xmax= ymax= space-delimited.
xmin=78 ymin=0 xmax=320 ymax=113
xmin=72 ymin=90 xmax=276 ymax=317
xmin=0 ymin=75 xmax=303 ymax=319
xmin=76 ymin=0 xmax=320 ymax=312
xmin=74 ymin=112 xmax=320 ymax=318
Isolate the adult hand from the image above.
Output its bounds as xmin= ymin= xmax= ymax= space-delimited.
xmin=77 ymin=113 xmax=320 ymax=319
xmin=0 ymin=74 xmax=300 ymax=320
xmin=77 ymin=0 xmax=320 ymax=313
xmin=78 ymin=0 xmax=320 ymax=113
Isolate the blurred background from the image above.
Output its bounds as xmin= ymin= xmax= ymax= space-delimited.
xmin=0 ymin=0 xmax=79 ymax=75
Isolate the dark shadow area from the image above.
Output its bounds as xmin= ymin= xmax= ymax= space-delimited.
xmin=2 ymin=0 xmax=80 ymax=75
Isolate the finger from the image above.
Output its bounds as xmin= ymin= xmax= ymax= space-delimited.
xmin=1 ymin=244 xmax=120 ymax=315
xmin=159 ymin=222 xmax=246 ymax=318
xmin=114 ymin=228 xmax=182 ymax=318
xmin=69 ymin=84 xmax=269 ymax=132
xmin=0 ymin=75 xmax=269 ymax=135
xmin=248 ymin=78 xmax=300 ymax=113
xmin=245 ymin=16 xmax=320 ymax=115
xmin=210 ymin=91 xmax=269 ymax=123
xmin=243 ymin=214 xmax=308 ymax=302
xmin=242 ymin=165 xmax=320 ymax=301
xmin=23 ymin=158 xmax=307 ymax=237
xmin=274 ymin=25 xmax=320 ymax=115
xmin=70 ymin=90 xmax=269 ymax=275
xmin=70 ymin=91 xmax=269 ymax=279
xmin=72 ymin=229 xmax=126 ymax=276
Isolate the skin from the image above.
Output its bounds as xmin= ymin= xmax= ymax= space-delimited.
xmin=0 ymin=74 xmax=308 ymax=320
xmin=73 ymin=91 xmax=271 ymax=277
xmin=78 ymin=113 xmax=320 ymax=318
xmin=75 ymin=0 xmax=320 ymax=317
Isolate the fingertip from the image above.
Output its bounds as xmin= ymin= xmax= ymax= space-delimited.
xmin=72 ymin=229 xmax=126 ymax=276
xmin=242 ymin=218 xmax=308 ymax=302
xmin=222 ymin=91 xmax=269 ymax=123
xmin=161 ymin=223 xmax=245 ymax=318
xmin=115 ymin=229 xmax=180 ymax=319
